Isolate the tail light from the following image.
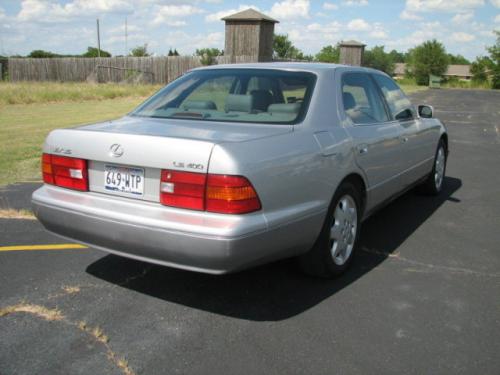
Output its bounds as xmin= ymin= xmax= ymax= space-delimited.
xmin=160 ymin=170 xmax=206 ymax=210
xmin=160 ymin=170 xmax=261 ymax=214
xmin=42 ymin=153 xmax=88 ymax=191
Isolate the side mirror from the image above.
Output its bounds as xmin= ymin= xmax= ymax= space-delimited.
xmin=418 ymin=105 xmax=433 ymax=118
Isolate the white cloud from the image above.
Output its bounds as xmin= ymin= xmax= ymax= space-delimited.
xmin=369 ymin=23 xmax=388 ymax=39
xmin=0 ymin=6 xmax=5 ymax=20
xmin=307 ymin=21 xmax=342 ymax=33
xmin=399 ymin=9 xmax=423 ymax=19
xmin=269 ymin=0 xmax=310 ymax=20
xmin=323 ymin=2 xmax=339 ymax=10
xmin=205 ymin=4 xmax=260 ymax=22
xmin=152 ymin=4 xmax=203 ymax=26
xmin=495 ymin=14 xmax=500 ymax=22
xmin=347 ymin=18 xmax=370 ymax=31
xmin=342 ymin=0 xmax=368 ymax=6
xmin=386 ymin=21 xmax=443 ymax=50
xmin=167 ymin=31 xmax=224 ymax=52
xmin=108 ymin=23 xmax=141 ymax=35
xmin=17 ymin=0 xmax=133 ymax=22
xmin=403 ymin=0 xmax=484 ymax=13
xmin=452 ymin=12 xmax=474 ymax=23
xmin=490 ymin=0 xmax=500 ymax=7
xmin=450 ymin=31 xmax=476 ymax=42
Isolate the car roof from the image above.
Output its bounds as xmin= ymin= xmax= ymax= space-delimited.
xmin=191 ymin=62 xmax=384 ymax=75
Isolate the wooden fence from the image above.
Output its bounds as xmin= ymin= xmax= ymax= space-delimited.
xmin=7 ymin=55 xmax=260 ymax=84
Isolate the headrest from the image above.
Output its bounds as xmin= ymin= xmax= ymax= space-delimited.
xmin=250 ymin=90 xmax=274 ymax=111
xmin=343 ymin=92 xmax=356 ymax=110
xmin=225 ymin=94 xmax=253 ymax=112
xmin=268 ymin=103 xmax=301 ymax=114
xmin=182 ymin=100 xmax=217 ymax=111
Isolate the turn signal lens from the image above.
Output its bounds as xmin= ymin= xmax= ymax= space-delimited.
xmin=205 ymin=174 xmax=261 ymax=214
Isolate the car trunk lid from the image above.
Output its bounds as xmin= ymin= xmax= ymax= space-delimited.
xmin=43 ymin=117 xmax=291 ymax=202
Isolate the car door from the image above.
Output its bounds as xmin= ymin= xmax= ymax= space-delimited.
xmin=339 ymin=71 xmax=405 ymax=209
xmin=371 ymin=73 xmax=431 ymax=187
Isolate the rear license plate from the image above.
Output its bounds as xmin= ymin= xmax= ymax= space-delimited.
xmin=104 ymin=165 xmax=144 ymax=195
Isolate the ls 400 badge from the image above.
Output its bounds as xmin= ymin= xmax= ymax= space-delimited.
xmin=173 ymin=161 xmax=204 ymax=170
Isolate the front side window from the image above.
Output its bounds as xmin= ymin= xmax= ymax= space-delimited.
xmin=372 ymin=74 xmax=415 ymax=121
xmin=341 ymin=73 xmax=389 ymax=125
xmin=132 ymin=69 xmax=316 ymax=125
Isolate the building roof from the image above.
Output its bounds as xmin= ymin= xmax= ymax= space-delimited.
xmin=221 ymin=8 xmax=279 ymax=23
xmin=444 ymin=64 xmax=471 ymax=77
xmin=394 ymin=63 xmax=471 ymax=77
xmin=340 ymin=40 xmax=366 ymax=47
xmin=394 ymin=63 xmax=406 ymax=75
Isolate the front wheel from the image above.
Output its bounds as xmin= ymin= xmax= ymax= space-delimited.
xmin=299 ymin=182 xmax=362 ymax=278
xmin=420 ymin=139 xmax=447 ymax=195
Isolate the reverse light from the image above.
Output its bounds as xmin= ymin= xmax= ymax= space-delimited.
xmin=160 ymin=170 xmax=261 ymax=214
xmin=42 ymin=153 xmax=88 ymax=191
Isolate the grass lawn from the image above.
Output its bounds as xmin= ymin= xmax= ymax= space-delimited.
xmin=0 ymin=81 xmax=425 ymax=186
xmin=0 ymin=97 xmax=149 ymax=186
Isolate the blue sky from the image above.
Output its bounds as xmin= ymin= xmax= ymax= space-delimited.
xmin=0 ymin=0 xmax=499 ymax=60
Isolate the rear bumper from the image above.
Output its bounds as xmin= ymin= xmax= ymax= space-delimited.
xmin=32 ymin=185 xmax=324 ymax=274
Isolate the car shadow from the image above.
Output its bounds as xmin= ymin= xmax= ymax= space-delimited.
xmin=86 ymin=176 xmax=462 ymax=321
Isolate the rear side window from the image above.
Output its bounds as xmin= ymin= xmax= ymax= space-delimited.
xmin=341 ymin=73 xmax=389 ymax=125
xmin=132 ymin=69 xmax=316 ymax=125
xmin=372 ymin=74 xmax=415 ymax=121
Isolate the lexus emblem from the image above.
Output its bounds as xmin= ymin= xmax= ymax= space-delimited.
xmin=109 ymin=144 xmax=124 ymax=157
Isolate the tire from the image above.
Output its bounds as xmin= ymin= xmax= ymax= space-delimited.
xmin=420 ymin=139 xmax=447 ymax=195
xmin=299 ymin=181 xmax=362 ymax=278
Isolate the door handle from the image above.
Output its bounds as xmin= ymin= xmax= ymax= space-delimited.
xmin=400 ymin=136 xmax=409 ymax=143
xmin=357 ymin=144 xmax=368 ymax=154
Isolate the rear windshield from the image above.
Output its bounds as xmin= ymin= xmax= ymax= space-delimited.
xmin=131 ymin=69 xmax=316 ymax=124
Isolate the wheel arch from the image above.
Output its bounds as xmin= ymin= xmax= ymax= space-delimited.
xmin=338 ymin=173 xmax=367 ymax=216
xmin=440 ymin=133 xmax=449 ymax=155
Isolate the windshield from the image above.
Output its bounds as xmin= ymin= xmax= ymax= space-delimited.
xmin=131 ymin=69 xmax=316 ymax=125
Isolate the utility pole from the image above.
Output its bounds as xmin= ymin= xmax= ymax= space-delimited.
xmin=96 ymin=18 xmax=101 ymax=58
xmin=125 ymin=17 xmax=128 ymax=56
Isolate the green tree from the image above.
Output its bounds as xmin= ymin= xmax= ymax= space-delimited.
xmin=168 ymin=49 xmax=180 ymax=57
xmin=470 ymin=56 xmax=492 ymax=83
xmin=82 ymin=47 xmax=111 ymax=57
xmin=173 ymin=49 xmax=180 ymax=56
xmin=273 ymin=34 xmax=293 ymax=59
xmin=407 ymin=39 xmax=449 ymax=85
xmin=295 ymin=51 xmax=314 ymax=61
xmin=487 ymin=30 xmax=500 ymax=88
xmin=130 ymin=44 xmax=150 ymax=57
xmin=195 ymin=48 xmax=222 ymax=65
xmin=388 ymin=49 xmax=407 ymax=63
xmin=272 ymin=33 xmax=308 ymax=60
xmin=363 ymin=46 xmax=395 ymax=75
xmin=315 ymin=45 xmax=340 ymax=63
xmin=28 ymin=50 xmax=60 ymax=58
xmin=447 ymin=53 xmax=470 ymax=65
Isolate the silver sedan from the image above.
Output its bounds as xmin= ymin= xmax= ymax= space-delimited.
xmin=32 ymin=63 xmax=448 ymax=277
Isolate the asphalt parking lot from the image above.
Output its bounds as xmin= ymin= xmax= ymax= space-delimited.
xmin=1 ymin=89 xmax=499 ymax=375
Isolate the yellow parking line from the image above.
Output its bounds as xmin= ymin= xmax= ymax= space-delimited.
xmin=0 ymin=244 xmax=88 ymax=252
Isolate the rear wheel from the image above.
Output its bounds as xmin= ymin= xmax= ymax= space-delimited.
xmin=420 ymin=139 xmax=447 ymax=195
xmin=299 ymin=181 xmax=362 ymax=278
